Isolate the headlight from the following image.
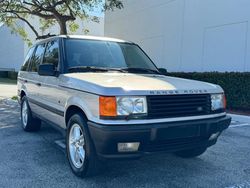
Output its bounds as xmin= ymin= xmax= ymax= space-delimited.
xmin=99 ymin=96 xmax=147 ymax=118
xmin=211 ymin=94 xmax=226 ymax=111
xmin=117 ymin=97 xmax=147 ymax=115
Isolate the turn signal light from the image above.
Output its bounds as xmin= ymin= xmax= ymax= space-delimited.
xmin=99 ymin=96 xmax=117 ymax=117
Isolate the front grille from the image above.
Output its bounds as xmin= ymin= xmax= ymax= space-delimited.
xmin=147 ymin=94 xmax=211 ymax=119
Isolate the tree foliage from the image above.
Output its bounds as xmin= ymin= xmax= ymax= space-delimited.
xmin=0 ymin=0 xmax=123 ymax=44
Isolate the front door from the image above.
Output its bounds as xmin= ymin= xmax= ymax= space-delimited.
xmin=38 ymin=40 xmax=66 ymax=128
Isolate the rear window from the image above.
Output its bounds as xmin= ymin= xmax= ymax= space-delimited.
xmin=21 ymin=47 xmax=35 ymax=71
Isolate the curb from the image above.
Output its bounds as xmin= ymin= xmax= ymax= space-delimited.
xmin=228 ymin=113 xmax=250 ymax=123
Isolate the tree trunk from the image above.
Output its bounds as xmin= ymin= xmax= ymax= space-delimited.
xmin=58 ymin=19 xmax=67 ymax=35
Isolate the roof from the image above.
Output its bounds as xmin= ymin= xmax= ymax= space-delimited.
xmin=36 ymin=35 xmax=132 ymax=44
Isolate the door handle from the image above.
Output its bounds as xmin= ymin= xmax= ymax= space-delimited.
xmin=36 ymin=83 xmax=41 ymax=87
xmin=24 ymin=80 xmax=28 ymax=83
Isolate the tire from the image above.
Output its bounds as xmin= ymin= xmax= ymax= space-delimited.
xmin=21 ymin=96 xmax=41 ymax=132
xmin=66 ymin=113 xmax=99 ymax=177
xmin=174 ymin=147 xmax=207 ymax=158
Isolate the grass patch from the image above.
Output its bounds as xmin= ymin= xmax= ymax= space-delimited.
xmin=11 ymin=96 xmax=18 ymax=100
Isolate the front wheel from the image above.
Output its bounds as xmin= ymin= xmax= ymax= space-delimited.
xmin=174 ymin=147 xmax=207 ymax=158
xmin=66 ymin=113 xmax=99 ymax=177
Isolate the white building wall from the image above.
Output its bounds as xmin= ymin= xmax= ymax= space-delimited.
xmin=0 ymin=23 xmax=24 ymax=71
xmin=105 ymin=0 xmax=250 ymax=72
xmin=0 ymin=17 xmax=104 ymax=72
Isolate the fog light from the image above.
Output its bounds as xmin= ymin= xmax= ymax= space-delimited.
xmin=209 ymin=132 xmax=220 ymax=141
xmin=118 ymin=142 xmax=140 ymax=152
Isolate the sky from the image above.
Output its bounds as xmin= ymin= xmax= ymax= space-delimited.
xmin=84 ymin=1 xmax=105 ymax=18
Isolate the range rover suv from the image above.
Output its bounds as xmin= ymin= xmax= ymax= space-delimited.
xmin=18 ymin=35 xmax=231 ymax=177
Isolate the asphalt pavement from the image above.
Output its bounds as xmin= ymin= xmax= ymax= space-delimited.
xmin=0 ymin=99 xmax=250 ymax=188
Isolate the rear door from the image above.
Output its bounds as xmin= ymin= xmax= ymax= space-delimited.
xmin=26 ymin=43 xmax=46 ymax=115
xmin=18 ymin=46 xmax=35 ymax=98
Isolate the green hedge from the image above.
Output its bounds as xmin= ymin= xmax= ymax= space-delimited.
xmin=168 ymin=72 xmax=250 ymax=111
xmin=0 ymin=71 xmax=18 ymax=80
xmin=7 ymin=71 xmax=18 ymax=80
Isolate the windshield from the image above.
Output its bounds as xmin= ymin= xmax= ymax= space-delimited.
xmin=64 ymin=39 xmax=159 ymax=74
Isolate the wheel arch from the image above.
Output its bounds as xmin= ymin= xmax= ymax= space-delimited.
xmin=20 ymin=90 xmax=26 ymax=99
xmin=64 ymin=95 xmax=98 ymax=127
xmin=65 ymin=105 xmax=88 ymax=126
xmin=19 ymin=82 xmax=28 ymax=101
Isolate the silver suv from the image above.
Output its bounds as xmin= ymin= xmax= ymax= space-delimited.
xmin=18 ymin=35 xmax=231 ymax=177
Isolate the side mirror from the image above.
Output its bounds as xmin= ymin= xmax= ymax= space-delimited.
xmin=38 ymin=64 xmax=56 ymax=76
xmin=158 ymin=68 xmax=168 ymax=75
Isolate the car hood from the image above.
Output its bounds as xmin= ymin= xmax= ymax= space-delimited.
xmin=60 ymin=73 xmax=223 ymax=96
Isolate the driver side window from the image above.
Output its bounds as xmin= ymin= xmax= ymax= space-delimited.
xmin=29 ymin=43 xmax=46 ymax=72
xmin=43 ymin=40 xmax=59 ymax=68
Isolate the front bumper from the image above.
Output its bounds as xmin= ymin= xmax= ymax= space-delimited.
xmin=88 ymin=115 xmax=231 ymax=159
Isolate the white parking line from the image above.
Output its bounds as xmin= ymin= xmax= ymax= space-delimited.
xmin=229 ymin=113 xmax=250 ymax=124
xmin=0 ymin=125 xmax=15 ymax=130
xmin=230 ymin=123 xmax=250 ymax=128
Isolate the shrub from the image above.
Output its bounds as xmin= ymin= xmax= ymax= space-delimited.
xmin=168 ymin=72 xmax=250 ymax=111
xmin=11 ymin=96 xmax=18 ymax=100
xmin=8 ymin=71 xmax=18 ymax=80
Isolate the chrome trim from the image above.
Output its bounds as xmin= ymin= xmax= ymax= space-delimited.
xmin=93 ymin=112 xmax=227 ymax=125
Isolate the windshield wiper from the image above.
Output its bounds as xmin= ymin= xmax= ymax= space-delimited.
xmin=120 ymin=67 xmax=160 ymax=74
xmin=68 ymin=66 xmax=160 ymax=74
xmin=68 ymin=66 xmax=126 ymax=73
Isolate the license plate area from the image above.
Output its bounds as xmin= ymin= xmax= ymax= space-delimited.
xmin=157 ymin=125 xmax=201 ymax=141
